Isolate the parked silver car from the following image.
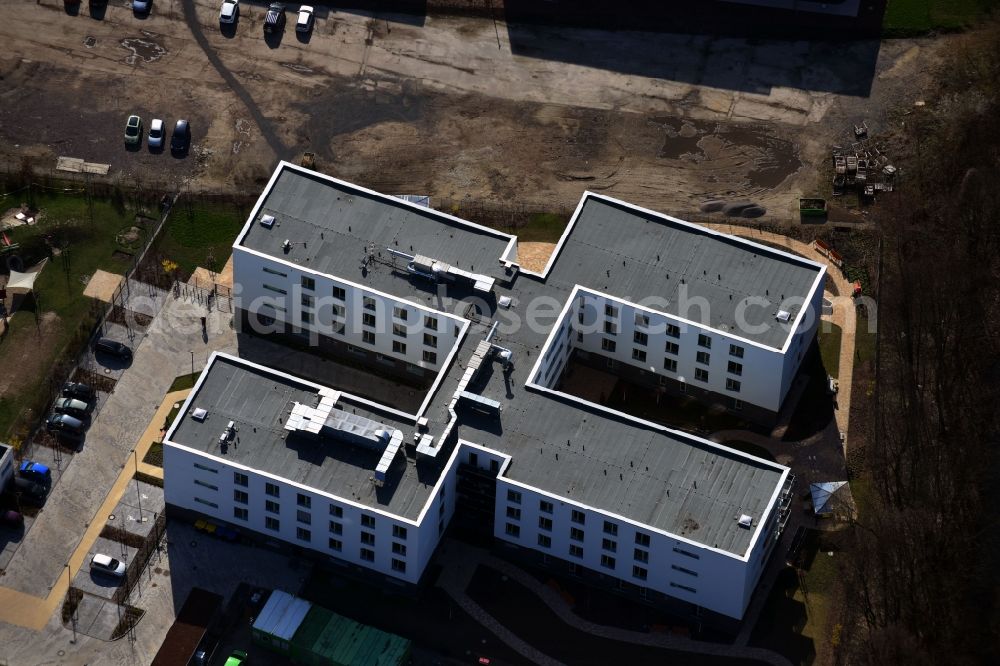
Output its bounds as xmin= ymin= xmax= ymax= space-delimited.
xmin=54 ymin=397 xmax=91 ymax=419
xmin=219 ymin=0 xmax=239 ymax=25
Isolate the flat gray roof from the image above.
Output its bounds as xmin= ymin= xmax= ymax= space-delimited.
xmin=449 ymin=292 xmax=784 ymax=555
xmin=240 ymin=165 xmax=514 ymax=284
xmin=545 ymin=196 xmax=822 ymax=349
xmin=211 ymin=164 xmax=796 ymax=556
xmin=170 ymin=356 xmax=443 ymax=521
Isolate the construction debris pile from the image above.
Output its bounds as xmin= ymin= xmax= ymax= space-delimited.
xmin=831 ymin=122 xmax=896 ymax=202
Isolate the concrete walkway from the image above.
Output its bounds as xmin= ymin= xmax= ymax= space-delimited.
xmin=436 ymin=540 xmax=793 ymax=666
xmin=0 ymin=390 xmax=187 ymax=630
xmin=701 ymin=224 xmax=858 ymax=440
xmin=436 ymin=541 xmax=567 ymax=666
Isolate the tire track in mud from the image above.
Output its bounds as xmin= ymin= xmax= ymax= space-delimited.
xmin=179 ymin=0 xmax=287 ymax=159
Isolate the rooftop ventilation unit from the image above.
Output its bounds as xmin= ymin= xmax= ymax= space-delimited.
xmin=260 ymin=214 xmax=275 ymax=229
xmin=219 ymin=420 xmax=235 ymax=444
xmin=282 ymin=239 xmax=292 ymax=253
xmin=498 ymin=295 xmax=513 ymax=309
xmin=775 ymin=310 xmax=791 ymax=323
xmin=284 ymin=395 xmax=403 ymax=487
xmin=387 ymin=247 xmax=496 ymax=294
xmin=191 ymin=407 xmax=208 ymax=422
xmin=738 ymin=514 xmax=753 ymax=528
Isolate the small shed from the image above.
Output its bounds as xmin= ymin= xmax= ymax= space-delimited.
xmin=251 ymin=589 xmax=312 ymax=656
xmin=291 ymin=604 xmax=411 ymax=666
xmin=252 ymin=589 xmax=411 ymax=666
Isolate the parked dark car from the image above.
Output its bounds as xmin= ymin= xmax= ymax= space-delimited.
xmin=170 ymin=119 xmax=191 ymax=156
xmin=46 ymin=412 xmax=86 ymax=441
xmin=62 ymin=381 xmax=94 ymax=402
xmin=94 ymin=338 xmax=132 ymax=360
xmin=0 ymin=510 xmax=24 ymax=528
xmin=17 ymin=461 xmax=52 ymax=485
xmin=263 ymin=3 xmax=286 ymax=35
xmin=13 ymin=477 xmax=47 ymax=504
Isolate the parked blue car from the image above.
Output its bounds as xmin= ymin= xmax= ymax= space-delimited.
xmin=18 ymin=460 xmax=51 ymax=485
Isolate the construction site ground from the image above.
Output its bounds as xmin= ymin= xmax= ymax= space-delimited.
xmin=0 ymin=1 xmax=943 ymax=222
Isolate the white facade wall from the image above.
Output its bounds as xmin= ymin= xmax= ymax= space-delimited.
xmin=566 ymin=290 xmax=794 ymax=413
xmin=491 ymin=477 xmax=768 ymax=619
xmin=779 ymin=280 xmax=826 ymax=404
xmin=415 ymin=443 xmax=464 ymax=576
xmin=233 ymin=247 xmax=461 ymax=374
xmin=163 ymin=443 xmax=438 ymax=585
xmin=533 ymin=308 xmax=575 ymax=390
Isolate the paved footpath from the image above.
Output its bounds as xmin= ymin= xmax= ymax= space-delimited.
xmin=0 ymin=294 xmax=236 ymax=629
xmin=702 ymin=224 xmax=858 ymax=440
xmin=0 ymin=389 xmax=187 ymax=630
xmin=436 ymin=540 xmax=793 ymax=666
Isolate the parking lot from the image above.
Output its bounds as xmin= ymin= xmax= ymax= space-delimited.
xmin=1 ymin=1 xmax=943 ymax=218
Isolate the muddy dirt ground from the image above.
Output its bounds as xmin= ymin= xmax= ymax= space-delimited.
xmin=0 ymin=0 xmax=943 ymax=221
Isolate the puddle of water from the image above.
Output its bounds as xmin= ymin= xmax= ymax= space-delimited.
xmin=722 ymin=127 xmax=801 ymax=189
xmin=120 ymin=38 xmax=167 ymax=65
xmin=652 ymin=116 xmax=711 ymax=160
xmin=649 ymin=115 xmax=801 ymax=188
xmin=651 ymin=116 xmax=705 ymax=159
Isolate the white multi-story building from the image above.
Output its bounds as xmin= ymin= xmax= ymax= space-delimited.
xmin=164 ymin=162 xmax=821 ymax=624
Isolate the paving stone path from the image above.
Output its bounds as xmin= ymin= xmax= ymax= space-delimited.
xmin=436 ymin=540 xmax=793 ymax=666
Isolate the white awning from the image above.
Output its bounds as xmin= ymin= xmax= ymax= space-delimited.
xmin=5 ymin=260 xmax=47 ymax=293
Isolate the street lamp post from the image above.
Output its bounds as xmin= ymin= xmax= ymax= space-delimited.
xmin=66 ymin=564 xmax=77 ymax=644
xmin=133 ymin=449 xmax=143 ymax=522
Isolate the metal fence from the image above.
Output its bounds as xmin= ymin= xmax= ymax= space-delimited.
xmin=11 ymin=193 xmax=180 ymax=460
xmin=173 ymin=277 xmax=232 ymax=313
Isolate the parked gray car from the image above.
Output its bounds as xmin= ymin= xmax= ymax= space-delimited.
xmin=54 ymin=397 xmax=91 ymax=419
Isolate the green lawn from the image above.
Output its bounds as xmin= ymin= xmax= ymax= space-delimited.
xmin=883 ymin=0 xmax=992 ymax=33
xmin=162 ymin=402 xmax=183 ymax=431
xmin=143 ymin=441 xmax=164 ymax=467
xmin=514 ymin=212 xmax=569 ymax=243
xmin=168 ymin=372 xmax=200 ymax=393
xmin=818 ymin=323 xmax=843 ymax=380
xmin=751 ymin=531 xmax=842 ymax=666
xmin=0 ymin=187 xmax=142 ymax=439
xmin=152 ymin=200 xmax=248 ymax=277
xmin=854 ymin=312 xmax=876 ymax=365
